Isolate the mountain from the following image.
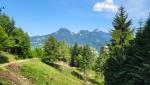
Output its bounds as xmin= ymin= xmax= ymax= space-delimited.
xmin=30 ymin=28 xmax=111 ymax=50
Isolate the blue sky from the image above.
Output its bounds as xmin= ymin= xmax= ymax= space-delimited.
xmin=0 ymin=0 xmax=150 ymax=36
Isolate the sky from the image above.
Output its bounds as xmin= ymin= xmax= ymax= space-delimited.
xmin=0 ymin=0 xmax=150 ymax=36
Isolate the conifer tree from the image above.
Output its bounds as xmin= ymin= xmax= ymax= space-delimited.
xmin=12 ymin=28 xmax=31 ymax=58
xmin=70 ymin=43 xmax=79 ymax=66
xmin=111 ymin=6 xmax=133 ymax=47
xmin=0 ymin=26 xmax=8 ymax=50
xmin=58 ymin=40 xmax=70 ymax=62
xmin=104 ymin=6 xmax=134 ymax=85
xmin=131 ymin=14 xmax=150 ymax=84
xmin=95 ymin=46 xmax=109 ymax=78
xmin=42 ymin=36 xmax=59 ymax=65
xmin=81 ymin=45 xmax=93 ymax=78
xmin=0 ymin=14 xmax=15 ymax=36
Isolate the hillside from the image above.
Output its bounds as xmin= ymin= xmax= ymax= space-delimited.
xmin=30 ymin=28 xmax=111 ymax=50
xmin=0 ymin=58 xmax=103 ymax=85
xmin=0 ymin=51 xmax=17 ymax=64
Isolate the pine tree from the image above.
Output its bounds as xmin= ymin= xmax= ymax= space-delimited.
xmin=95 ymin=46 xmax=109 ymax=79
xmin=0 ymin=26 xmax=8 ymax=50
xmin=42 ymin=36 xmax=59 ymax=65
xmin=21 ymin=32 xmax=31 ymax=58
xmin=131 ymin=14 xmax=150 ymax=85
xmin=58 ymin=40 xmax=70 ymax=62
xmin=70 ymin=43 xmax=79 ymax=66
xmin=0 ymin=13 xmax=15 ymax=52
xmin=104 ymin=6 xmax=134 ymax=85
xmin=12 ymin=28 xmax=31 ymax=58
xmin=0 ymin=14 xmax=15 ymax=36
xmin=81 ymin=45 xmax=93 ymax=78
xmin=111 ymin=6 xmax=133 ymax=47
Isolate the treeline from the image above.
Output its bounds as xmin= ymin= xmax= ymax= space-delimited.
xmin=95 ymin=6 xmax=150 ymax=85
xmin=41 ymin=36 xmax=96 ymax=78
xmin=42 ymin=36 xmax=70 ymax=64
xmin=0 ymin=10 xmax=31 ymax=58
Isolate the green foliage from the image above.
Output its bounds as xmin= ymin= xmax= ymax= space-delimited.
xmin=42 ymin=36 xmax=59 ymax=65
xmin=111 ymin=6 xmax=133 ymax=46
xmin=70 ymin=43 xmax=95 ymax=80
xmin=125 ymin=14 xmax=150 ymax=85
xmin=12 ymin=28 xmax=31 ymax=58
xmin=0 ymin=52 xmax=9 ymax=64
xmin=80 ymin=45 xmax=94 ymax=75
xmin=103 ymin=8 xmax=150 ymax=85
xmin=0 ymin=78 xmax=15 ymax=85
xmin=31 ymin=48 xmax=44 ymax=58
xmin=70 ymin=43 xmax=80 ymax=66
xmin=42 ymin=36 xmax=71 ymax=65
xmin=0 ymin=51 xmax=17 ymax=64
xmin=58 ymin=40 xmax=70 ymax=62
xmin=95 ymin=47 xmax=109 ymax=78
xmin=0 ymin=14 xmax=15 ymax=36
xmin=0 ymin=26 xmax=8 ymax=50
xmin=0 ymin=11 xmax=31 ymax=59
xmin=75 ymin=54 xmax=83 ymax=68
xmin=104 ymin=6 xmax=134 ymax=85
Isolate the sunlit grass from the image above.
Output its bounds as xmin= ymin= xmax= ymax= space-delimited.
xmin=20 ymin=59 xmax=85 ymax=85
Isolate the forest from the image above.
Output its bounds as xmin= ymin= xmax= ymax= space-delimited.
xmin=0 ymin=5 xmax=150 ymax=85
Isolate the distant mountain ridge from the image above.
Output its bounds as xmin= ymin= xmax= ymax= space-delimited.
xmin=30 ymin=28 xmax=111 ymax=50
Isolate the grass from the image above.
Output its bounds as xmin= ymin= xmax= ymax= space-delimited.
xmin=0 ymin=58 xmax=104 ymax=85
xmin=0 ymin=78 xmax=15 ymax=85
xmin=20 ymin=59 xmax=85 ymax=85
xmin=0 ymin=67 xmax=7 ymax=72
xmin=0 ymin=51 xmax=17 ymax=64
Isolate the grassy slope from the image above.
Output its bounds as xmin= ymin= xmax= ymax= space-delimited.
xmin=20 ymin=59 xmax=85 ymax=85
xmin=0 ymin=58 xmax=103 ymax=85
xmin=0 ymin=77 xmax=16 ymax=85
xmin=0 ymin=51 xmax=17 ymax=64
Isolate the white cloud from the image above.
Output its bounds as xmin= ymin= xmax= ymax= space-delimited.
xmin=93 ymin=0 xmax=118 ymax=12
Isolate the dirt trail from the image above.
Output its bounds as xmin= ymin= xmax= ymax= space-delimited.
xmin=0 ymin=58 xmax=35 ymax=85
xmin=0 ymin=59 xmax=32 ymax=68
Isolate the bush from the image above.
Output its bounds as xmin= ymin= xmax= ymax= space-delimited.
xmin=0 ymin=54 xmax=9 ymax=64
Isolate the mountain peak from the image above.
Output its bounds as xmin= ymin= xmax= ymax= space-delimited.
xmin=78 ymin=30 xmax=90 ymax=35
xmin=57 ymin=28 xmax=71 ymax=34
xmin=58 ymin=28 xmax=70 ymax=32
xmin=93 ymin=28 xmax=101 ymax=32
xmin=30 ymin=28 xmax=111 ymax=50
